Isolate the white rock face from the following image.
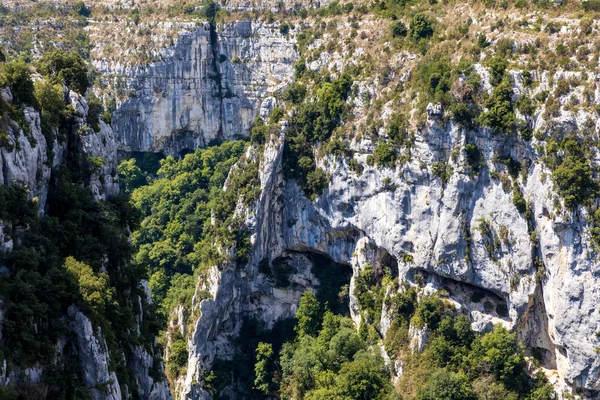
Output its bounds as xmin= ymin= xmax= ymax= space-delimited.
xmin=68 ymin=305 xmax=123 ymax=400
xmin=177 ymin=107 xmax=600 ymax=399
xmin=0 ymin=88 xmax=118 ymax=209
xmin=0 ymin=105 xmax=55 ymax=211
xmin=107 ymin=21 xmax=296 ymax=155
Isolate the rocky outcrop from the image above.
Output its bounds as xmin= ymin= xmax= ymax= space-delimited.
xmin=0 ymin=88 xmax=118 ymax=210
xmin=174 ymin=94 xmax=600 ymax=399
xmin=107 ymin=20 xmax=296 ymax=156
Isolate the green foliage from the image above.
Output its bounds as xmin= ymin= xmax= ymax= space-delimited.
xmin=414 ymin=295 xmax=446 ymax=330
xmin=168 ymin=332 xmax=188 ymax=378
xmin=487 ymin=56 xmax=508 ymax=86
xmin=472 ymin=326 xmax=528 ymax=391
xmin=544 ymin=137 xmax=597 ymax=210
xmin=118 ymin=158 xmax=145 ymax=194
xmin=74 ymin=1 xmax=91 ymax=17
xmin=283 ymin=73 xmax=352 ymax=199
xmin=479 ymin=80 xmax=515 ymax=134
xmin=417 ymin=369 xmax=476 ymax=400
xmin=295 ymin=291 xmax=321 ymax=337
xmin=86 ymin=93 xmax=103 ymax=132
xmin=373 ymin=142 xmax=397 ymax=167
xmin=0 ymin=168 xmax=153 ymax=392
xmin=280 ymin=301 xmax=392 ymax=400
xmin=465 ymin=144 xmax=482 ymax=172
xmin=254 ymin=342 xmax=275 ymax=393
xmin=512 ymin=186 xmax=527 ymax=213
xmin=131 ymin=141 xmax=257 ymax=320
xmin=34 ymin=80 xmax=65 ymax=144
xmin=451 ymin=103 xmax=478 ymax=128
xmin=37 ymin=50 xmax=89 ymax=94
xmin=410 ymin=13 xmax=434 ymax=40
xmin=282 ymin=82 xmax=307 ymax=103
xmin=413 ymin=54 xmax=452 ymax=106
xmin=0 ymin=60 xmax=35 ymax=105
xmin=250 ymin=116 xmax=268 ymax=145
xmin=391 ymin=21 xmax=408 ymax=38
xmin=64 ymin=256 xmax=113 ymax=317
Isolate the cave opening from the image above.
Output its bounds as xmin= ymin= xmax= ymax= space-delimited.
xmin=304 ymin=251 xmax=353 ymax=316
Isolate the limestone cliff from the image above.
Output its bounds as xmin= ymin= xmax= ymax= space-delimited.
xmin=0 ymin=86 xmax=170 ymax=399
xmin=104 ymin=20 xmax=296 ymax=155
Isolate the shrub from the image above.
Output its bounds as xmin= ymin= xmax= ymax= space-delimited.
xmin=477 ymin=33 xmax=490 ymax=49
xmin=305 ymin=168 xmax=328 ymax=199
xmin=282 ymin=82 xmax=307 ymax=103
xmin=373 ymin=142 xmax=397 ymax=167
xmin=479 ymin=80 xmax=515 ymax=134
xmin=410 ymin=14 xmax=434 ymax=40
xmin=417 ymin=369 xmax=476 ymax=400
xmin=37 ymin=50 xmax=89 ymax=94
xmin=512 ymin=186 xmax=526 ymax=213
xmin=465 ymin=144 xmax=482 ymax=171
xmin=0 ymin=61 xmax=35 ymax=105
xmin=414 ymin=54 xmax=452 ymax=105
xmin=391 ymin=21 xmax=408 ymax=38
xmin=64 ymin=256 xmax=112 ymax=316
xmin=452 ymin=103 xmax=477 ymax=128
xmin=487 ymin=56 xmax=508 ymax=86
xmin=74 ymin=1 xmax=91 ymax=17
xmin=250 ymin=116 xmax=268 ymax=144
xmin=279 ymin=22 xmax=290 ymax=35
xmin=552 ymin=155 xmax=595 ymax=209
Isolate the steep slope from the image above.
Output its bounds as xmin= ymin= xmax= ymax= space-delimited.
xmin=2 ymin=0 xmax=600 ymax=399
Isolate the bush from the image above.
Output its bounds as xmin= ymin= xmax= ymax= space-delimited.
xmin=552 ymin=155 xmax=595 ymax=209
xmin=279 ymin=23 xmax=290 ymax=35
xmin=74 ymin=1 xmax=91 ymax=17
xmin=64 ymin=256 xmax=112 ymax=316
xmin=282 ymin=82 xmax=307 ymax=103
xmin=250 ymin=116 xmax=268 ymax=144
xmin=512 ymin=186 xmax=526 ymax=213
xmin=417 ymin=369 xmax=476 ymax=400
xmin=373 ymin=142 xmax=397 ymax=167
xmin=487 ymin=56 xmax=508 ymax=86
xmin=37 ymin=50 xmax=89 ymax=94
xmin=465 ymin=144 xmax=481 ymax=171
xmin=414 ymin=54 xmax=452 ymax=106
xmin=391 ymin=21 xmax=408 ymax=38
xmin=305 ymin=168 xmax=328 ymax=199
xmin=0 ymin=61 xmax=35 ymax=105
xmin=410 ymin=14 xmax=434 ymax=40
xmin=479 ymin=80 xmax=515 ymax=134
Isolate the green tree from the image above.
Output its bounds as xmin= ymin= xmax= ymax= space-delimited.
xmin=335 ymin=352 xmax=392 ymax=400
xmin=410 ymin=14 xmax=434 ymax=40
xmin=254 ymin=342 xmax=274 ymax=393
xmin=391 ymin=21 xmax=408 ymax=38
xmin=479 ymin=80 xmax=515 ymax=134
xmin=417 ymin=369 xmax=476 ymax=400
xmin=471 ymin=325 xmax=527 ymax=391
xmin=118 ymin=158 xmax=145 ymax=194
xmin=64 ymin=256 xmax=112 ymax=316
xmin=37 ymin=50 xmax=89 ymax=94
xmin=74 ymin=1 xmax=91 ymax=17
xmin=0 ymin=60 xmax=35 ymax=105
xmin=295 ymin=291 xmax=321 ymax=337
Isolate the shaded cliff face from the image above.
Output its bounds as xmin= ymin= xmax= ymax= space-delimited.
xmin=107 ymin=20 xmax=296 ymax=155
xmin=0 ymin=87 xmax=170 ymax=399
